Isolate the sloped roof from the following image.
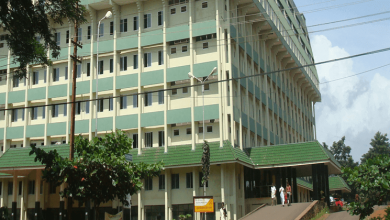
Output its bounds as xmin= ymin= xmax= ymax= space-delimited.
xmin=0 ymin=145 xmax=69 ymax=169
xmin=329 ymin=176 xmax=351 ymax=192
xmin=246 ymin=141 xmax=341 ymax=168
xmin=297 ymin=178 xmax=313 ymax=190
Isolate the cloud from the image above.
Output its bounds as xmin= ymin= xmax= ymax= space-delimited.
xmin=312 ymin=35 xmax=390 ymax=162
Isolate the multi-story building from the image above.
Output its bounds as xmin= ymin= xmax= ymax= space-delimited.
xmin=0 ymin=0 xmax=339 ymax=219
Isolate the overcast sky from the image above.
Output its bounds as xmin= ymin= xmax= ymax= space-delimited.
xmin=295 ymin=0 xmax=390 ymax=162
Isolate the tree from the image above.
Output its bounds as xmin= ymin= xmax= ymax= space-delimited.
xmin=361 ymin=132 xmax=390 ymax=163
xmin=0 ymin=0 xmax=85 ymax=77
xmin=323 ymin=136 xmax=358 ymax=169
xmin=343 ymin=155 xmax=390 ymax=219
xmin=30 ymin=130 xmax=163 ymax=219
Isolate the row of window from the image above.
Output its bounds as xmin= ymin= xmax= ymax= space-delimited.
xmin=0 ymin=181 xmax=55 ymax=196
xmin=145 ymin=172 xmax=208 ymax=191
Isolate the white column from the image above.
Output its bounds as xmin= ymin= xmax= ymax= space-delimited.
xmin=162 ymin=0 xmax=168 ymax=152
xmin=136 ymin=0 xmax=143 ymax=154
xmin=189 ymin=0 xmax=196 ymax=150
xmin=87 ymin=7 xmax=96 ymax=141
xmin=111 ymin=2 xmax=119 ymax=131
xmin=215 ymin=0 xmax=223 ymax=147
xmin=66 ymin=22 xmax=72 ymax=144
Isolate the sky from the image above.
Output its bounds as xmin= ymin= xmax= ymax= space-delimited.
xmin=294 ymin=0 xmax=390 ymax=162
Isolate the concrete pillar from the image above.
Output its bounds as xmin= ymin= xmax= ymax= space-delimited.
xmin=281 ymin=167 xmax=286 ymax=189
xmin=275 ymin=168 xmax=281 ymax=205
xmin=324 ymin=165 xmax=330 ymax=207
xmin=12 ymin=172 xmax=17 ymax=220
xmin=35 ymin=170 xmax=41 ymax=220
xmin=292 ymin=168 xmax=297 ymax=203
xmin=312 ymin=164 xmax=319 ymax=200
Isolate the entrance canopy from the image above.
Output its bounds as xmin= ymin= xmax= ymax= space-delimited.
xmin=245 ymin=141 xmax=341 ymax=176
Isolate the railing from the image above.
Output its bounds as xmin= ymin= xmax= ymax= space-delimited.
xmin=259 ymin=0 xmax=320 ymax=92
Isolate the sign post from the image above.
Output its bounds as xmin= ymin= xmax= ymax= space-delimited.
xmin=193 ymin=196 xmax=214 ymax=214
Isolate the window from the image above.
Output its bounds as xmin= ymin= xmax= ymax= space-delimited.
xmin=186 ymin=128 xmax=191 ymax=135
xmin=199 ymin=172 xmax=208 ymax=187
xmin=133 ymin=16 xmax=139 ymax=31
xmin=133 ymin=134 xmax=138 ymax=149
xmin=33 ymin=71 xmax=39 ymax=85
xmin=181 ymin=6 xmax=187 ymax=12
xmin=86 ymin=101 xmax=90 ymax=114
xmin=11 ymin=109 xmax=18 ymax=122
xmin=133 ymin=94 xmax=138 ymax=108
xmin=204 ymin=83 xmax=210 ymax=90
xmin=18 ymin=181 xmax=22 ymax=195
xmin=8 ymin=181 xmax=13 ymax=195
xmin=119 ymin=56 xmax=127 ymax=71
xmin=144 ymin=53 xmax=152 ymax=67
xmin=173 ymin=129 xmax=179 ymax=136
xmin=44 ymin=70 xmax=46 ymax=83
xmin=171 ymin=174 xmax=179 ymax=189
xmin=145 ymin=132 xmax=153 ymax=147
xmin=158 ymin=11 xmax=163 ymax=26
xmin=99 ymin=23 xmax=104 ymax=37
xmin=110 ymin=21 xmax=114 ymax=35
xmin=77 ymin=64 xmax=81 ymax=78
xmin=53 ymin=68 xmax=59 ymax=82
xmin=144 ymin=14 xmax=151 ymax=29
xmin=55 ymin=32 xmax=60 ymax=45
xmin=145 ymin=92 xmax=152 ymax=106
xmin=203 ymin=42 xmax=209 ymax=49
xmin=145 ymin=178 xmax=153 ymax=190
xmin=172 ymin=89 xmax=177 ymax=95
xmin=52 ymin=105 xmax=59 ymax=118
xmin=64 ymin=104 xmax=67 ymax=116
xmin=13 ymin=76 xmax=19 ymax=87
xmin=28 ymin=181 xmax=35 ymax=195
xmin=120 ymin=96 xmax=127 ymax=109
xmin=171 ymin=8 xmax=176 ymax=14
xmin=65 ymin=66 xmax=68 ymax=80
xmin=158 ymin=51 xmax=164 ymax=65
xmin=182 ymin=87 xmax=188 ymax=93
xmin=110 ymin=59 xmax=114 ymax=73
xmin=42 ymin=106 xmax=45 ymax=119
xmin=171 ymin=47 xmax=177 ymax=54
xmin=98 ymin=99 xmax=104 ymax=112
xmin=98 ymin=60 xmax=104 ymax=75
xmin=108 ymin=98 xmax=113 ymax=111
xmin=76 ymin=102 xmax=81 ymax=115
xmin=133 ymin=55 xmax=138 ymax=69
xmin=159 ymin=175 xmax=165 ymax=190
xmin=87 ymin=26 xmax=91 ymax=39
xmin=207 ymin=126 xmax=213 ymax=133
xmin=32 ymin=107 xmax=38 ymax=120
xmin=120 ymin=19 xmax=128 ymax=32
xmin=198 ymin=127 xmax=203 ymax=133
xmin=158 ymin=90 xmax=164 ymax=104
xmin=66 ymin=30 xmax=69 ymax=44
xmin=87 ymin=63 xmax=91 ymax=76
xmin=182 ymin=45 xmax=188 ymax=52
xmin=77 ymin=28 xmax=82 ymax=42
xmin=186 ymin=172 xmax=193 ymax=188
xmin=202 ymin=2 xmax=208 ymax=8
xmin=0 ymin=182 xmax=2 ymax=196
xmin=49 ymin=182 xmax=56 ymax=194
xmin=158 ymin=131 xmax=164 ymax=147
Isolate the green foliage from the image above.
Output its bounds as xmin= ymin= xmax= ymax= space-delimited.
xmin=201 ymin=141 xmax=210 ymax=184
xmin=30 ymin=130 xmax=163 ymax=207
xmin=178 ymin=214 xmax=192 ymax=220
xmin=342 ymin=155 xmax=390 ymax=219
xmin=361 ymin=132 xmax=390 ymax=163
xmin=323 ymin=136 xmax=358 ymax=169
xmin=0 ymin=0 xmax=86 ymax=77
xmin=0 ymin=207 xmax=9 ymax=220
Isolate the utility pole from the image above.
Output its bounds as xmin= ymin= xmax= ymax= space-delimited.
xmin=68 ymin=2 xmax=82 ymax=220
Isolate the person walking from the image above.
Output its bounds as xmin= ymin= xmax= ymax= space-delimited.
xmin=286 ymin=183 xmax=292 ymax=206
xmin=220 ymin=202 xmax=227 ymax=220
xmin=279 ymin=185 xmax=285 ymax=207
xmin=271 ymin=185 xmax=277 ymax=206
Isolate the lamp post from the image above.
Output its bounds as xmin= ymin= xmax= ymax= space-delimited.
xmin=95 ymin=11 xmax=112 ymax=137
xmin=188 ymin=67 xmax=216 ymax=220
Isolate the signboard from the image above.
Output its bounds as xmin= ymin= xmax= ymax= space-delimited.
xmin=193 ymin=196 xmax=214 ymax=213
xmin=125 ymin=154 xmax=133 ymax=162
xmin=104 ymin=211 xmax=123 ymax=220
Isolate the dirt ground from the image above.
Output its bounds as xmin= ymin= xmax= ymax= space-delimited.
xmin=368 ymin=205 xmax=389 ymax=219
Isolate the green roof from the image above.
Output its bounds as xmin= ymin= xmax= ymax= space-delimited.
xmin=0 ymin=145 xmax=69 ymax=169
xmin=329 ymin=176 xmax=351 ymax=192
xmin=246 ymin=141 xmax=341 ymax=168
xmin=297 ymin=178 xmax=313 ymax=190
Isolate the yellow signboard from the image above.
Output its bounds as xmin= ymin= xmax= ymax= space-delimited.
xmin=194 ymin=196 xmax=214 ymax=213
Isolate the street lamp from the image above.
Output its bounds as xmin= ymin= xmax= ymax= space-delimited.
xmin=95 ymin=11 xmax=112 ymax=137
xmin=188 ymin=67 xmax=217 ymax=141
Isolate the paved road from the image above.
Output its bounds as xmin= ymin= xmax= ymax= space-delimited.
xmin=242 ymin=203 xmax=313 ymax=220
xmin=326 ymin=211 xmax=359 ymax=220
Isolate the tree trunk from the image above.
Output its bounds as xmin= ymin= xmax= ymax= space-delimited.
xmin=94 ymin=203 xmax=100 ymax=220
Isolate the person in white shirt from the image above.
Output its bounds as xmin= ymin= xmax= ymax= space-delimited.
xmin=279 ymin=186 xmax=285 ymax=207
xmin=220 ymin=202 xmax=227 ymax=220
xmin=271 ymin=185 xmax=277 ymax=206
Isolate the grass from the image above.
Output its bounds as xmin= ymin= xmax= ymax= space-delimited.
xmin=311 ymin=206 xmax=330 ymax=220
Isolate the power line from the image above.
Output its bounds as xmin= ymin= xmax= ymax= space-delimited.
xmin=1 ymin=46 xmax=389 ymax=111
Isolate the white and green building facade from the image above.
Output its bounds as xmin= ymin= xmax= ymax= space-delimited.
xmin=0 ymin=0 xmax=340 ymax=219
